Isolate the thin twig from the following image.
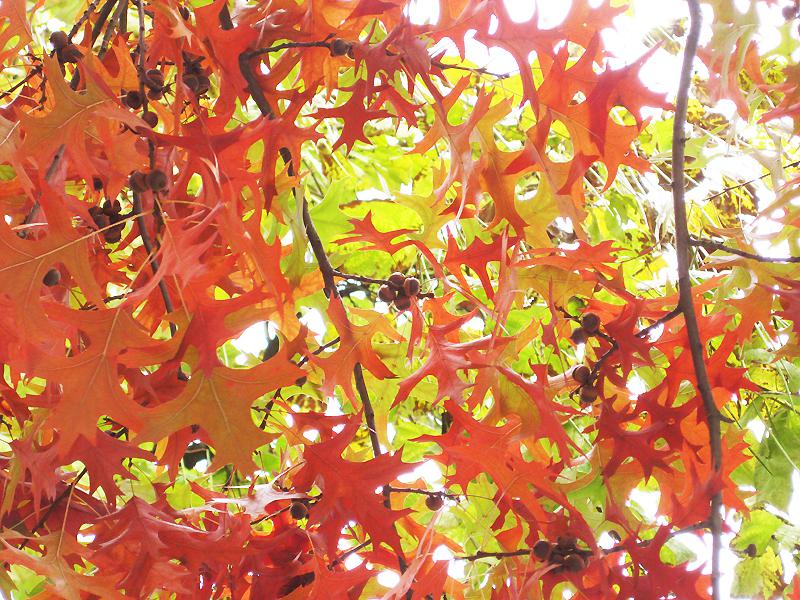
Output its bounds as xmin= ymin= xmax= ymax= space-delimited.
xmin=20 ymin=144 xmax=66 ymax=234
xmin=459 ymin=549 xmax=531 ymax=561
xmin=588 ymin=306 xmax=682 ymax=381
xmin=384 ymin=485 xmax=460 ymax=499
xmin=702 ymin=159 xmax=800 ymax=202
xmin=672 ymin=3 xmax=722 ymax=598
xmin=240 ymin=45 xmax=408 ymax=578
xmin=244 ymin=40 xmax=333 ymax=59
xmin=330 ymin=539 xmax=373 ymax=567
xmin=332 ymin=270 xmax=388 ymax=286
xmin=17 ymin=467 xmax=88 ymax=549
xmin=98 ymin=0 xmax=128 ymax=60
xmin=690 ymin=236 xmax=800 ymax=264
xmin=132 ymin=192 xmax=176 ymax=333
xmin=68 ymin=0 xmax=103 ymax=39
xmin=458 ymin=521 xmax=709 ymax=562
xmin=354 ymin=363 xmax=381 ymax=457
xmin=296 ymin=337 xmax=340 ymax=367
xmin=0 ymin=64 xmax=41 ymax=99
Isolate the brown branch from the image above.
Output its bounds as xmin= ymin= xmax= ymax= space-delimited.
xmin=296 ymin=336 xmax=340 ymax=367
xmin=98 ymin=0 xmax=128 ymax=60
xmin=17 ymin=467 xmax=88 ymax=549
xmin=218 ymin=3 xmax=233 ymax=30
xmin=90 ymin=0 xmax=118 ymax=45
xmin=603 ymin=521 xmax=709 ymax=555
xmin=430 ymin=59 xmax=509 ymax=79
xmin=68 ymin=0 xmax=103 ymax=39
xmin=354 ymin=363 xmax=381 ymax=457
xmin=244 ymin=40 xmax=333 ymax=59
xmin=332 ymin=270 xmax=388 ymax=286
xmin=672 ymin=3 xmax=722 ymax=599
xmin=458 ymin=521 xmax=709 ymax=563
xmin=690 ymin=236 xmax=800 ymax=264
xmin=459 ymin=549 xmax=531 ymax=561
xmin=384 ymin=485 xmax=460 ymax=499
xmin=240 ymin=46 xmax=408 ymax=577
xmin=329 ymin=539 xmax=372 ymax=567
xmin=0 ymin=64 xmax=41 ymax=99
xmin=588 ymin=306 xmax=682 ymax=382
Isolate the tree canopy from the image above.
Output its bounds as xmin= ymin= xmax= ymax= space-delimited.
xmin=1 ymin=0 xmax=799 ymax=598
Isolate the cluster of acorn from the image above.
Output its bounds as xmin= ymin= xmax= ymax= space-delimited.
xmin=89 ymin=200 xmax=128 ymax=244
xmin=329 ymin=38 xmax=353 ymax=58
xmin=141 ymin=67 xmax=169 ymax=101
xmin=533 ymin=536 xmax=591 ymax=574
xmin=572 ymin=364 xmax=598 ymax=404
xmin=50 ymin=31 xmax=82 ymax=63
xmin=378 ymin=272 xmax=420 ymax=310
xmin=121 ymin=81 xmax=160 ymax=129
xmin=181 ymin=53 xmax=211 ymax=96
xmin=569 ymin=312 xmax=603 ymax=405
xmin=129 ymin=169 xmax=169 ymax=194
xmin=569 ymin=312 xmax=601 ymax=345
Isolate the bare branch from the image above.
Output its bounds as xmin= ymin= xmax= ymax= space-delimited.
xmin=672 ymin=3 xmax=722 ymax=598
xmin=690 ymin=236 xmax=800 ymax=264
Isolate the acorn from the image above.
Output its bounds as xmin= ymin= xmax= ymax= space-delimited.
xmin=129 ymin=170 xmax=148 ymax=193
xmin=556 ymin=535 xmax=577 ymax=549
xmin=579 ymin=386 xmax=599 ymax=404
xmin=124 ymin=90 xmax=143 ymax=109
xmin=142 ymin=111 xmax=158 ymax=128
xmin=50 ymin=31 xmax=69 ymax=50
xmin=104 ymin=225 xmax=123 ymax=243
xmin=295 ymin=376 xmax=307 ymax=386
xmin=147 ymin=88 xmax=164 ymax=101
xmin=182 ymin=73 xmax=199 ymax=91
xmin=394 ymin=295 xmax=412 ymax=310
xmin=570 ymin=327 xmax=588 ymax=345
xmin=330 ymin=38 xmax=352 ymax=57
xmin=145 ymin=169 xmax=168 ymax=191
xmin=59 ymin=43 xmax=83 ymax=63
xmin=745 ymin=543 xmax=757 ymax=558
xmin=533 ymin=540 xmax=552 ymax=561
xmin=425 ymin=494 xmax=444 ymax=511
xmin=42 ymin=268 xmax=61 ymax=287
xmin=783 ymin=5 xmax=798 ymax=20
xmin=289 ymin=501 xmax=308 ymax=520
xmin=92 ymin=176 xmax=104 ymax=191
xmin=403 ymin=277 xmax=420 ymax=297
xmin=102 ymin=200 xmax=121 ymax=216
xmin=572 ymin=365 xmax=591 ymax=385
xmin=563 ymin=553 xmax=586 ymax=573
xmin=388 ymin=272 xmax=406 ymax=289
xmin=194 ymin=75 xmax=211 ymax=95
xmin=93 ymin=212 xmax=110 ymax=229
xmin=145 ymin=68 xmax=164 ymax=89
xmin=378 ymin=284 xmax=396 ymax=302
xmin=581 ymin=313 xmax=600 ymax=335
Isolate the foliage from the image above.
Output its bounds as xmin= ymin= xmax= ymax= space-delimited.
xmin=0 ymin=0 xmax=799 ymax=598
